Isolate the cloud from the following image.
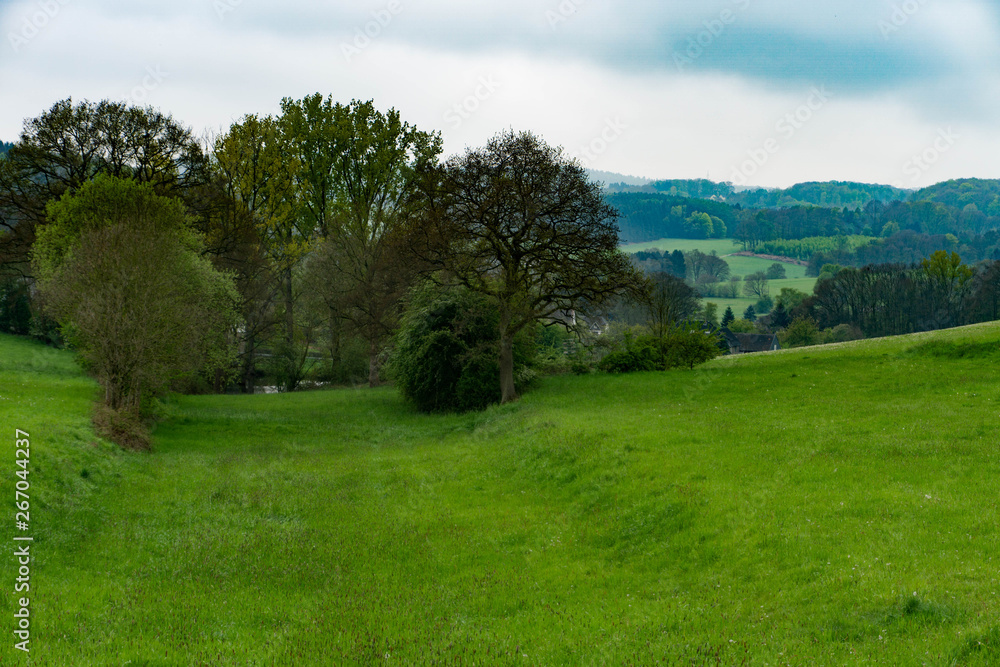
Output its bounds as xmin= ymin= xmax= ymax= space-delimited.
xmin=1 ymin=0 xmax=999 ymax=187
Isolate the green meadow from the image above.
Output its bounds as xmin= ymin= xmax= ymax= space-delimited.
xmin=621 ymin=238 xmax=814 ymax=316
xmin=2 ymin=325 xmax=1000 ymax=664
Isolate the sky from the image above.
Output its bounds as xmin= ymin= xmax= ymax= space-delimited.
xmin=1 ymin=0 xmax=998 ymax=189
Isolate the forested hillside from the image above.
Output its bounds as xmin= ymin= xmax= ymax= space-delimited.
xmin=910 ymin=178 xmax=1000 ymax=215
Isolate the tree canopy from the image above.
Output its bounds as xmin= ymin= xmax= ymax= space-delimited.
xmin=415 ymin=129 xmax=643 ymax=403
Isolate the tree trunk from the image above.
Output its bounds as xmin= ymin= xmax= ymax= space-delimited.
xmin=283 ymin=267 xmax=295 ymax=347
xmin=499 ymin=328 xmax=518 ymax=404
xmin=368 ymin=337 xmax=380 ymax=388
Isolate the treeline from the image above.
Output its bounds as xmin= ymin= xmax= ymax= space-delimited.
xmin=0 ymin=98 xmax=647 ymax=442
xmin=806 ymin=230 xmax=1000 ymax=276
xmin=0 ymin=142 xmax=11 ymax=157
xmin=797 ymin=253 xmax=1000 ymax=338
xmin=609 ymin=179 xmax=910 ymax=210
xmin=912 ymin=179 xmax=1000 ymax=215
xmin=610 ymin=192 xmax=738 ymax=243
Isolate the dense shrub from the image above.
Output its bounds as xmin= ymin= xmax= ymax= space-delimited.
xmin=598 ymin=326 xmax=720 ymax=373
xmin=391 ymin=284 xmax=534 ymax=413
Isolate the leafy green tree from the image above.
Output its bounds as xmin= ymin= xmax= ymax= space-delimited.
xmin=34 ymin=175 xmax=239 ymax=434
xmin=414 ymin=130 xmax=643 ymax=404
xmin=710 ymin=215 xmax=727 ymax=238
xmin=728 ymin=318 xmax=756 ymax=333
xmin=282 ymin=97 xmax=442 ymax=387
xmin=880 ymin=221 xmax=900 ymax=238
xmin=770 ymin=301 xmax=791 ymax=329
xmin=391 ymin=283 xmax=534 ymax=412
xmin=684 ymin=212 xmax=713 ymax=239
xmin=212 ymin=114 xmax=302 ymax=390
xmin=780 ymin=317 xmax=821 ymax=348
xmin=703 ymin=302 xmax=719 ymax=328
xmin=775 ymin=287 xmax=809 ymax=311
xmin=921 ymin=250 xmax=973 ymax=326
xmin=765 ymin=262 xmax=787 ymax=280
xmin=721 ymin=306 xmax=735 ymax=328
xmin=0 ymin=98 xmax=208 ymax=277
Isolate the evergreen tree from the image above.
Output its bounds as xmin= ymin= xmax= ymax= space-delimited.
xmin=721 ymin=306 xmax=735 ymax=328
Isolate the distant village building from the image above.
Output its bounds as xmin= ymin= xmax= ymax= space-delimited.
xmin=719 ymin=328 xmax=781 ymax=355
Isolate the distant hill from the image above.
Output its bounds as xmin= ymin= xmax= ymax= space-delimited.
xmin=910 ymin=178 xmax=1000 ymax=216
xmin=587 ymin=169 xmax=652 ymax=188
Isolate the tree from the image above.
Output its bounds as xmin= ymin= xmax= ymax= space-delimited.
xmin=921 ymin=250 xmax=973 ymax=327
xmin=0 ymin=99 xmax=207 ymax=277
xmin=743 ymin=305 xmax=757 ymax=322
xmin=765 ymin=262 xmax=787 ymax=280
xmin=743 ymin=271 xmax=770 ymax=300
xmin=721 ymin=306 xmax=735 ymax=328
xmin=414 ymin=130 xmax=644 ymax=404
xmin=780 ymin=317 xmax=821 ymax=348
xmin=703 ymin=302 xmax=719 ymax=328
xmin=684 ymin=212 xmax=713 ymax=239
xmin=644 ymin=272 xmax=700 ymax=339
xmin=283 ymin=97 xmax=442 ymax=387
xmin=212 ymin=114 xmax=301 ymax=390
xmin=770 ymin=301 xmax=791 ymax=329
xmin=392 ymin=283 xmax=534 ymax=412
xmin=34 ymin=175 xmax=238 ymax=436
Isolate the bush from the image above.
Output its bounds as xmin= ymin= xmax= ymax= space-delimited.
xmin=391 ymin=283 xmax=534 ymax=413
xmin=598 ymin=326 xmax=720 ymax=373
xmin=780 ymin=317 xmax=822 ymax=348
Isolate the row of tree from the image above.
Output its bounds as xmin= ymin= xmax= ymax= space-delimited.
xmin=796 ymin=253 xmax=1000 ymax=338
xmin=0 ymin=98 xmax=645 ymax=431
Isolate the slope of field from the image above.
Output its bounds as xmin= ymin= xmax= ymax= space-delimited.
xmin=3 ymin=327 xmax=1000 ymax=664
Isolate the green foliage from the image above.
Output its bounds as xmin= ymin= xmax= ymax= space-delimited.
xmin=598 ymin=326 xmax=720 ymax=373
xmin=755 ymin=296 xmax=774 ymax=314
xmin=684 ymin=211 xmax=713 ymax=239
xmin=721 ymin=306 xmax=735 ymax=327
xmin=765 ymin=262 xmax=787 ymax=280
xmin=776 ymin=287 xmax=810 ymax=311
xmin=757 ymin=236 xmax=876 ymax=261
xmin=391 ymin=283 xmax=533 ymax=412
xmin=743 ymin=305 xmax=757 ymax=322
xmin=727 ymin=318 xmax=756 ymax=333
xmin=780 ymin=317 xmax=822 ymax=348
xmin=703 ymin=302 xmax=718 ymax=328
xmin=35 ymin=175 xmax=240 ymax=422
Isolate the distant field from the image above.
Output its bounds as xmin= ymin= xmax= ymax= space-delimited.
xmin=622 ymin=238 xmax=815 ymax=313
xmin=5 ymin=324 xmax=1000 ymax=664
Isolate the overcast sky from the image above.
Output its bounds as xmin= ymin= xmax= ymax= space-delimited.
xmin=2 ymin=0 xmax=998 ymax=188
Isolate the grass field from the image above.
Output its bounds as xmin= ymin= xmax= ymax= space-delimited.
xmin=621 ymin=238 xmax=815 ymax=317
xmin=3 ymin=326 xmax=1000 ymax=664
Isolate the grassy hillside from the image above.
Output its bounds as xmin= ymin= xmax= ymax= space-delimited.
xmin=3 ymin=327 xmax=1000 ymax=664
